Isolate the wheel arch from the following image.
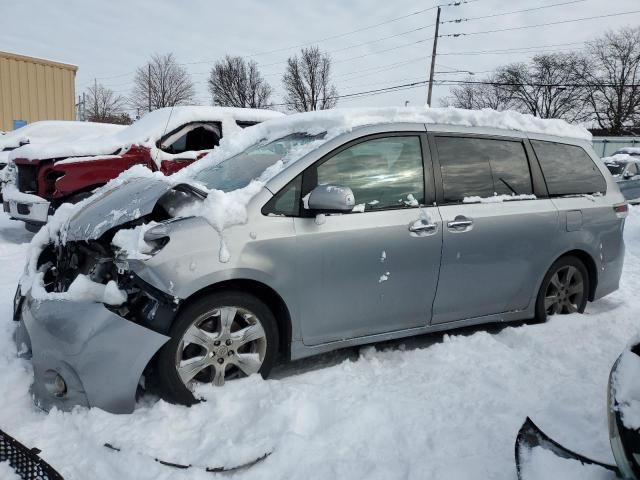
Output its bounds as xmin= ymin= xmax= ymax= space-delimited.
xmin=552 ymin=249 xmax=598 ymax=301
xmin=176 ymin=279 xmax=293 ymax=360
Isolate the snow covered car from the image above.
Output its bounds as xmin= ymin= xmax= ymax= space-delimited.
xmin=604 ymin=148 xmax=640 ymax=204
xmin=0 ymin=120 xmax=124 ymax=172
xmin=13 ymin=107 xmax=627 ymax=414
xmin=2 ymin=107 xmax=283 ymax=231
xmin=516 ymin=341 xmax=640 ymax=480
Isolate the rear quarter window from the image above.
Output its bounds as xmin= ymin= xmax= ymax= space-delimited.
xmin=531 ymin=140 xmax=606 ymax=196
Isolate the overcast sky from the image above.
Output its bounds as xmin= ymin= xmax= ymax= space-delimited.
xmin=1 ymin=0 xmax=639 ymax=114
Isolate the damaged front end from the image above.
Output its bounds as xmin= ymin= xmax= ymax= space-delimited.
xmin=15 ymin=177 xmax=206 ymax=413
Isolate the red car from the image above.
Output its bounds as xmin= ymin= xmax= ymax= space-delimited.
xmin=2 ymin=107 xmax=282 ymax=230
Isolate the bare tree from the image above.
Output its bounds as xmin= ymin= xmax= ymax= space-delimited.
xmin=582 ymin=27 xmax=640 ymax=134
xmin=84 ymin=83 xmax=129 ymax=124
xmin=208 ymin=56 xmax=273 ymax=108
xmin=282 ymin=46 xmax=338 ymax=112
xmin=440 ymin=75 xmax=513 ymax=110
xmin=495 ymin=53 xmax=590 ymax=122
xmin=130 ymin=53 xmax=195 ymax=113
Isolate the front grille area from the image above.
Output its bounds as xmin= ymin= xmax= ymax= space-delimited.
xmin=17 ymin=164 xmax=39 ymax=193
xmin=0 ymin=428 xmax=64 ymax=479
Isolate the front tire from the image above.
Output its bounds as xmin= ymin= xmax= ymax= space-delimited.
xmin=155 ymin=291 xmax=279 ymax=405
xmin=534 ymin=256 xmax=589 ymax=323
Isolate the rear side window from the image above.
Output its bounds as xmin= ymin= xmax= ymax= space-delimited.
xmin=531 ymin=141 xmax=606 ymax=196
xmin=435 ymin=136 xmax=533 ymax=203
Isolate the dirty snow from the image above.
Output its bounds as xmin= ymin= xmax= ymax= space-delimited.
xmin=0 ymin=206 xmax=638 ymax=479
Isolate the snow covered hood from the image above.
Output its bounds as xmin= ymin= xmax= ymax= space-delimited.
xmin=11 ymin=107 xmax=283 ymax=161
xmin=63 ymin=176 xmax=173 ymax=241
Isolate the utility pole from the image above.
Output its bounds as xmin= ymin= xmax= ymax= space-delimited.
xmin=427 ymin=6 xmax=441 ymax=107
xmin=148 ymin=63 xmax=152 ymax=113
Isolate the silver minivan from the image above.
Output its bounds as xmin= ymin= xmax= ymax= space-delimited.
xmin=14 ymin=109 xmax=628 ymax=413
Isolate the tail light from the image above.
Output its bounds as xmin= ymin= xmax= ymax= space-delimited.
xmin=614 ymin=203 xmax=629 ymax=219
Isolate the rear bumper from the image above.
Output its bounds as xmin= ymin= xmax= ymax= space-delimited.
xmin=15 ymin=289 xmax=169 ymax=413
xmin=2 ymin=193 xmax=50 ymax=225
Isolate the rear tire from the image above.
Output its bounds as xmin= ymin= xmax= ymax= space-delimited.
xmin=534 ymin=256 xmax=589 ymax=323
xmin=155 ymin=291 xmax=279 ymax=406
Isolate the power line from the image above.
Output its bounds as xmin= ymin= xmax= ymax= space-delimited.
xmin=440 ymin=9 xmax=640 ymax=38
xmin=438 ymin=41 xmax=588 ymax=56
xmin=441 ymin=0 xmax=588 ymax=24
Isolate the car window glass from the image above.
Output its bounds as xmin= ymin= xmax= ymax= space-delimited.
xmin=531 ymin=140 xmax=606 ymax=195
xmin=162 ymin=124 xmax=221 ymax=154
xmin=262 ymin=176 xmax=302 ymax=217
xmin=435 ymin=136 xmax=533 ymax=203
xmin=628 ymin=163 xmax=639 ymax=176
xmin=315 ymin=136 xmax=424 ymax=211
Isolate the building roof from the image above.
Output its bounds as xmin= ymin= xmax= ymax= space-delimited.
xmin=0 ymin=50 xmax=77 ymax=72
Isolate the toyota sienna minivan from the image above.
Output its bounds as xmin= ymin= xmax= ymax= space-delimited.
xmin=14 ymin=108 xmax=627 ymax=413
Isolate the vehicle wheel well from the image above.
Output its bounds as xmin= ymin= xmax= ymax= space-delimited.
xmin=177 ymin=280 xmax=292 ymax=360
xmin=555 ymin=250 xmax=598 ymax=301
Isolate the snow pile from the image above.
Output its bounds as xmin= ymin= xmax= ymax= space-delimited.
xmin=10 ymin=107 xmax=283 ymax=162
xmin=111 ymin=221 xmax=160 ymax=260
xmin=0 ymin=207 xmax=639 ymax=478
xmin=612 ymin=348 xmax=640 ymax=429
xmin=519 ymin=446 xmax=616 ymax=480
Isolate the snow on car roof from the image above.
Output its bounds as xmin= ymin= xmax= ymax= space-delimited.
xmin=177 ymin=106 xmax=592 ymax=184
xmin=603 ymin=153 xmax=640 ymax=165
xmin=0 ymin=120 xmax=125 ymax=151
xmin=616 ymin=147 xmax=640 ymax=155
xmin=10 ymin=106 xmax=284 ymax=161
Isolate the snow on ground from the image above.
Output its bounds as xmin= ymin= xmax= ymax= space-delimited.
xmin=0 ymin=207 xmax=639 ymax=479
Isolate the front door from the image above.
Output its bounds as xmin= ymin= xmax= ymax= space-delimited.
xmin=293 ymin=133 xmax=443 ymax=346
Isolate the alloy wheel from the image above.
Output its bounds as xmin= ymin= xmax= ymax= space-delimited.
xmin=174 ymin=306 xmax=267 ymax=390
xmin=544 ymin=265 xmax=585 ymax=315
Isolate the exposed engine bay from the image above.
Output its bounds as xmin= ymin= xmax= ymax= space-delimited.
xmin=33 ymin=183 xmax=207 ymax=335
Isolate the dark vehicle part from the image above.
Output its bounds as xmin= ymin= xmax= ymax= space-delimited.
xmin=515 ymin=417 xmax=619 ymax=479
xmin=0 ymin=428 xmax=63 ymax=480
xmin=103 ymin=443 xmax=271 ymax=473
xmin=516 ymin=343 xmax=640 ymax=480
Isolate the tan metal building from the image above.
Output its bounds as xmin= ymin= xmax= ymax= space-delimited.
xmin=0 ymin=51 xmax=77 ymax=131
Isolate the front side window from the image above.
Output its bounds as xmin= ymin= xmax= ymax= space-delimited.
xmin=531 ymin=140 xmax=606 ymax=196
xmin=435 ymin=136 xmax=533 ymax=203
xmin=314 ymin=136 xmax=425 ymax=211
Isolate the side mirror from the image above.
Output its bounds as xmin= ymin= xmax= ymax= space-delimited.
xmin=623 ymin=171 xmax=633 ymax=179
xmin=306 ymin=185 xmax=355 ymax=213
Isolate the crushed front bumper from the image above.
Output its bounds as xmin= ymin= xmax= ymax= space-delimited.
xmin=15 ymin=290 xmax=169 ymax=414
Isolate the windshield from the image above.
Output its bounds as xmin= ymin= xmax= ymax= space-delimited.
xmin=192 ymin=132 xmax=325 ymax=192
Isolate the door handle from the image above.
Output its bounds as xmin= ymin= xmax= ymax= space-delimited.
xmin=447 ymin=216 xmax=473 ymax=231
xmin=409 ymin=220 xmax=438 ymax=234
